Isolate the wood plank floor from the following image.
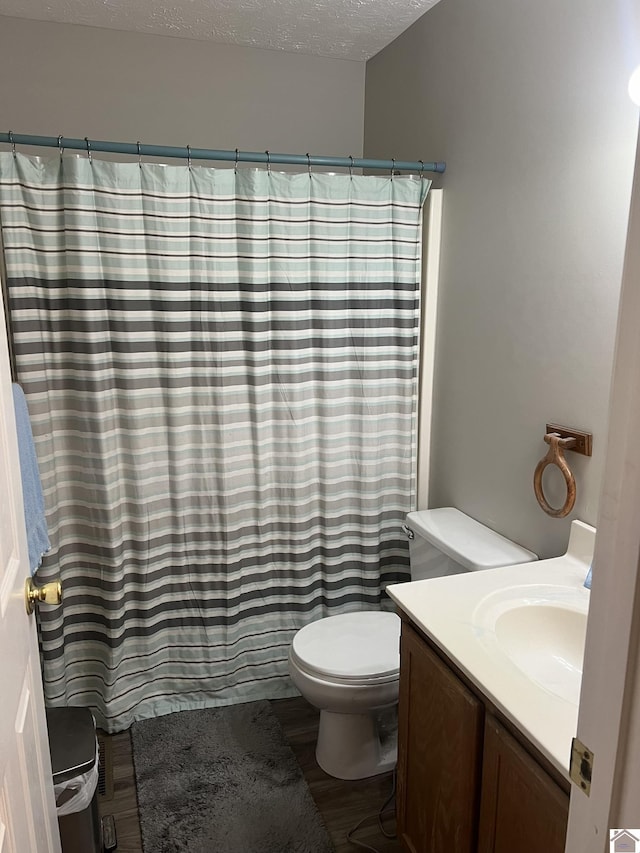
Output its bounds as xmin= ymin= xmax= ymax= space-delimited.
xmin=98 ymin=696 xmax=400 ymax=853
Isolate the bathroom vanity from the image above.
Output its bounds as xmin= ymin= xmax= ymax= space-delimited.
xmin=396 ymin=617 xmax=569 ymax=853
xmin=387 ymin=519 xmax=595 ymax=853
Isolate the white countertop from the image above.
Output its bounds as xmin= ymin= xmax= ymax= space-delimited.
xmin=387 ymin=520 xmax=595 ymax=778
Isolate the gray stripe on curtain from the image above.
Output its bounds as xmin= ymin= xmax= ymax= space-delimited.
xmin=0 ymin=152 xmax=429 ymax=731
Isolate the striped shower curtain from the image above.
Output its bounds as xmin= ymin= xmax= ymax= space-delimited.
xmin=0 ymin=151 xmax=429 ymax=731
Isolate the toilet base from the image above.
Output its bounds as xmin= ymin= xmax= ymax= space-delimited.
xmin=315 ymin=707 xmax=398 ymax=780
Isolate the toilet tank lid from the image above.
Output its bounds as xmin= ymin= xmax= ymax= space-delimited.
xmin=405 ymin=507 xmax=538 ymax=571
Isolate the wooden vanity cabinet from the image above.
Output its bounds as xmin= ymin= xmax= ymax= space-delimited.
xmin=396 ymin=619 xmax=570 ymax=853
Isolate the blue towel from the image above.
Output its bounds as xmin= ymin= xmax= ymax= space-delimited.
xmin=12 ymin=384 xmax=50 ymax=574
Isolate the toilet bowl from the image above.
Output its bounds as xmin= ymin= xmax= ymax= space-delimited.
xmin=289 ymin=507 xmax=538 ymax=780
xmin=288 ymin=611 xmax=401 ymax=780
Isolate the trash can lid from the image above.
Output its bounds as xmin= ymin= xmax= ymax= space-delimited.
xmin=46 ymin=707 xmax=97 ymax=784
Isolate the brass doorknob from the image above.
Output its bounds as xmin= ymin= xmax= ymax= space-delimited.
xmin=25 ymin=577 xmax=62 ymax=615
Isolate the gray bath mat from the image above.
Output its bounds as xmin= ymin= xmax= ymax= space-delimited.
xmin=131 ymin=700 xmax=334 ymax=853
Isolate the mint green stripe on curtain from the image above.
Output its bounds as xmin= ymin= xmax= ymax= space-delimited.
xmin=0 ymin=152 xmax=430 ymax=731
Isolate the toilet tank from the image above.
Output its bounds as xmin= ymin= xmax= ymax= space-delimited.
xmin=403 ymin=507 xmax=537 ymax=581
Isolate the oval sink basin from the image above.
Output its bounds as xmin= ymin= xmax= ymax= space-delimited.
xmin=494 ymin=604 xmax=587 ymax=704
xmin=472 ymin=584 xmax=590 ymax=705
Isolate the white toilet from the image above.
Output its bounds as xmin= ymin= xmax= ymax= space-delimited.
xmin=288 ymin=507 xmax=537 ymax=780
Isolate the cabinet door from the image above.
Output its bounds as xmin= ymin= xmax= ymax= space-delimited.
xmin=397 ymin=623 xmax=484 ymax=853
xmin=478 ymin=715 xmax=569 ymax=853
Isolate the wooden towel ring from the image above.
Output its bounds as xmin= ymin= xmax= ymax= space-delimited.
xmin=533 ymin=433 xmax=576 ymax=518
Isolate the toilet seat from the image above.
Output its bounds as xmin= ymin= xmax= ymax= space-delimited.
xmin=290 ymin=611 xmax=400 ymax=686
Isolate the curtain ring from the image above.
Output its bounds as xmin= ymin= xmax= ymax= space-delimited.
xmin=57 ymin=135 xmax=64 ymax=159
xmin=187 ymin=145 xmax=192 ymax=171
xmin=349 ymin=155 xmax=354 ymax=180
xmin=8 ymin=130 xmax=16 ymax=157
xmin=533 ymin=433 xmax=577 ymax=518
xmin=265 ymin=150 xmax=271 ymax=175
xmin=84 ymin=137 xmax=92 ymax=164
xmin=235 ymin=148 xmax=239 ymax=174
xmin=419 ymin=160 xmax=425 ymax=180
xmin=306 ymin=153 xmax=312 ymax=178
xmin=137 ymin=141 xmax=142 ymax=169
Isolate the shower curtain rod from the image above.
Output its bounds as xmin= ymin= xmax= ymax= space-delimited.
xmin=0 ymin=132 xmax=446 ymax=175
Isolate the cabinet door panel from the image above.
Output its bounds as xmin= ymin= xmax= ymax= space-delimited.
xmin=397 ymin=623 xmax=484 ymax=853
xmin=478 ymin=716 xmax=569 ymax=853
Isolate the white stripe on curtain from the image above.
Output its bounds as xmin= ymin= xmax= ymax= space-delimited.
xmin=0 ymin=152 xmax=429 ymax=731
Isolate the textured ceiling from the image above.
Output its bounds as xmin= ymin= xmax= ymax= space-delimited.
xmin=0 ymin=0 xmax=441 ymax=60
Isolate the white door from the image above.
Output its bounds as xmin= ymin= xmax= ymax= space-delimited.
xmin=0 ymin=288 xmax=60 ymax=852
xmin=565 ymin=131 xmax=640 ymax=846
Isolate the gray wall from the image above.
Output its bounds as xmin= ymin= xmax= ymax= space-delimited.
xmin=0 ymin=16 xmax=365 ymax=159
xmin=365 ymin=0 xmax=640 ymax=557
